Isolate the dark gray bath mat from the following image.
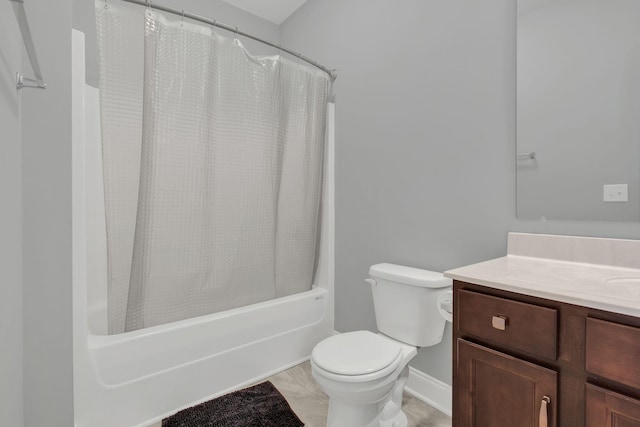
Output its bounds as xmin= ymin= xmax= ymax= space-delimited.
xmin=162 ymin=381 xmax=304 ymax=427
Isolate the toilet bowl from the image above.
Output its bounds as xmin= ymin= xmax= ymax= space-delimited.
xmin=311 ymin=331 xmax=417 ymax=426
xmin=311 ymin=263 xmax=452 ymax=427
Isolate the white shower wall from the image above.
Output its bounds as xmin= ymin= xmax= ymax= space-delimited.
xmin=73 ymin=29 xmax=335 ymax=426
xmin=84 ymin=85 xmax=109 ymax=334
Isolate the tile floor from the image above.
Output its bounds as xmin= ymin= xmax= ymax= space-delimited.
xmin=152 ymin=361 xmax=452 ymax=427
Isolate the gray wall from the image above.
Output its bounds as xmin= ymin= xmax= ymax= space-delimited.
xmin=281 ymin=0 xmax=640 ymax=385
xmin=0 ymin=2 xmax=23 ymax=426
xmin=74 ymin=0 xmax=280 ymax=87
xmin=21 ymin=0 xmax=74 ymax=425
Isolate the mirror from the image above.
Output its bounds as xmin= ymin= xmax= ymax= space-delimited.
xmin=517 ymin=0 xmax=640 ymax=221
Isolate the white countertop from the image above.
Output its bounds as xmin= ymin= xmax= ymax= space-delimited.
xmin=444 ymin=233 xmax=640 ymax=318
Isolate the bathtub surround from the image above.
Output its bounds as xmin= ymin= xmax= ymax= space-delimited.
xmin=0 ymin=2 xmax=23 ymax=426
xmin=73 ymin=31 xmax=335 ymax=426
xmin=279 ymin=0 xmax=640 ymax=388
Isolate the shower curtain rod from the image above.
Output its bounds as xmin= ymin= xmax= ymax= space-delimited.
xmin=117 ymin=0 xmax=337 ymax=80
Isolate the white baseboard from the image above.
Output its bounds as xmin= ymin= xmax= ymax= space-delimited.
xmin=405 ymin=367 xmax=452 ymax=416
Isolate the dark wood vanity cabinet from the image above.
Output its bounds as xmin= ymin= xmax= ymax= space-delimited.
xmin=457 ymin=339 xmax=557 ymax=427
xmin=453 ymin=281 xmax=640 ymax=427
xmin=586 ymin=384 xmax=640 ymax=427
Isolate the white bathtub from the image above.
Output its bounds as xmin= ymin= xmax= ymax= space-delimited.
xmin=72 ymin=30 xmax=335 ymax=427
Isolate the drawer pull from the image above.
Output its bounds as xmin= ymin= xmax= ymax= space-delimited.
xmin=491 ymin=315 xmax=508 ymax=331
xmin=539 ymin=396 xmax=550 ymax=427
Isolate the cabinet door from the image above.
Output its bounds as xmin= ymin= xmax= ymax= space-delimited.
xmin=456 ymin=339 xmax=557 ymax=427
xmin=586 ymin=384 xmax=640 ymax=427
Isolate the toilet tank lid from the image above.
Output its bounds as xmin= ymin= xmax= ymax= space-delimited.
xmin=369 ymin=263 xmax=452 ymax=288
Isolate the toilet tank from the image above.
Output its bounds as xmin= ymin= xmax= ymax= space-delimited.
xmin=368 ymin=263 xmax=452 ymax=347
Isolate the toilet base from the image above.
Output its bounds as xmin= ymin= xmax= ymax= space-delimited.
xmin=326 ymin=400 xmax=380 ymax=427
xmin=326 ymin=402 xmax=409 ymax=427
xmin=325 ymin=366 xmax=411 ymax=427
xmin=379 ymin=366 xmax=410 ymax=427
xmin=380 ymin=410 xmax=408 ymax=427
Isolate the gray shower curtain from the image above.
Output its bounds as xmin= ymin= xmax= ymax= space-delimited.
xmin=96 ymin=2 xmax=329 ymax=334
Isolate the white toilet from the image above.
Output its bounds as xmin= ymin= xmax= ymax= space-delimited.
xmin=311 ymin=263 xmax=453 ymax=427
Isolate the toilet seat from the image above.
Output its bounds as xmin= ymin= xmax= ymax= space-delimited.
xmin=312 ymin=331 xmax=404 ymax=382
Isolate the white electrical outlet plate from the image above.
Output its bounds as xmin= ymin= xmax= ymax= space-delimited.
xmin=603 ymin=184 xmax=628 ymax=202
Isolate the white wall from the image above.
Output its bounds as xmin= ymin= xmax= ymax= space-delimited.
xmin=21 ymin=0 xmax=74 ymax=425
xmin=0 ymin=2 xmax=23 ymax=426
xmin=281 ymin=0 xmax=640 ymax=385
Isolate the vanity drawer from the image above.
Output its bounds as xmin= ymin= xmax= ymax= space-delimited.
xmin=586 ymin=317 xmax=640 ymax=390
xmin=457 ymin=289 xmax=558 ymax=360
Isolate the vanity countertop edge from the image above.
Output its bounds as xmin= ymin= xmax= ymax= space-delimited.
xmin=444 ymin=233 xmax=640 ymax=318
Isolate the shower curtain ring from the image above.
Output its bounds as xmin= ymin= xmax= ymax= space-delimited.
xmin=146 ymin=0 xmax=151 ymax=9
xmin=181 ymin=9 xmax=185 ymax=25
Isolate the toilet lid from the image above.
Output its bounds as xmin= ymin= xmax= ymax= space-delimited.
xmin=312 ymin=331 xmax=402 ymax=376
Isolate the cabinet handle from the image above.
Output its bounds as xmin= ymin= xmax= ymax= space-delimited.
xmin=539 ymin=396 xmax=550 ymax=427
xmin=491 ymin=315 xmax=508 ymax=331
